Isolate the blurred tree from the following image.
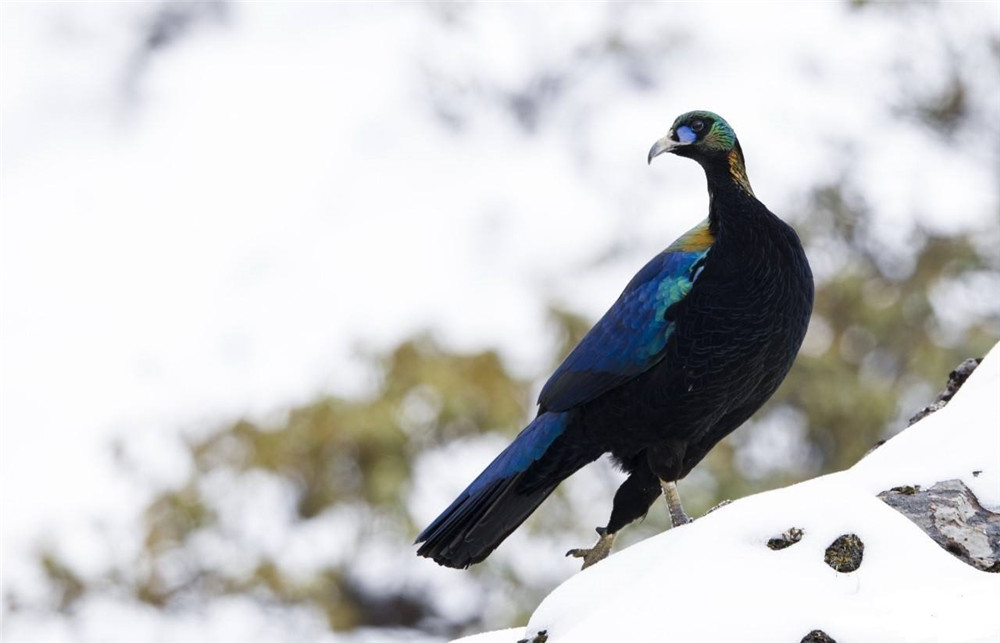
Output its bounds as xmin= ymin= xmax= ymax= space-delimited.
xmin=125 ymin=336 xmax=535 ymax=636
xmin=123 ymin=0 xmax=229 ymax=100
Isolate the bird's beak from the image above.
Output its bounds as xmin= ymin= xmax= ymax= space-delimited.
xmin=647 ymin=131 xmax=684 ymax=165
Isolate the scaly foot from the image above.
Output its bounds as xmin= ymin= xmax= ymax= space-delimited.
xmin=567 ymin=526 xmax=617 ymax=569
xmin=660 ymin=479 xmax=691 ymax=527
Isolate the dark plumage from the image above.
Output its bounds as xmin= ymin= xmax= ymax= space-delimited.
xmin=416 ymin=111 xmax=814 ymax=569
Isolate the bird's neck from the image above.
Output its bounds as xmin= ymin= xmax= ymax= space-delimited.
xmin=703 ymin=145 xmax=762 ymax=236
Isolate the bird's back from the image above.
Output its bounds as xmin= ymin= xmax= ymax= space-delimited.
xmin=577 ymin=196 xmax=814 ymax=478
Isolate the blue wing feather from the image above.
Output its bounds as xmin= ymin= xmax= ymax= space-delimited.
xmin=414 ymin=411 xmax=570 ymax=557
xmin=465 ymin=412 xmax=568 ymax=495
xmin=538 ymin=220 xmax=713 ymax=413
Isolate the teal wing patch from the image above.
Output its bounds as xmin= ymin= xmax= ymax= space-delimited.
xmin=538 ymin=220 xmax=714 ymax=413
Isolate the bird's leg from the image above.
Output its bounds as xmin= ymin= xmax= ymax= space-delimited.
xmin=566 ymin=526 xmax=617 ymax=569
xmin=647 ymin=441 xmax=691 ymax=528
xmin=566 ymin=465 xmax=662 ymax=570
xmin=660 ymin=479 xmax=691 ymax=527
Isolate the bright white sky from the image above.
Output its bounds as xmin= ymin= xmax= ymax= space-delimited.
xmin=2 ymin=3 xmax=998 ymax=641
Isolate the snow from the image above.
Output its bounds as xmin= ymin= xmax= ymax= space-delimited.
xmin=454 ymin=628 xmax=525 ymax=643
xmin=467 ymin=342 xmax=1000 ymax=643
xmin=850 ymin=357 xmax=1000 ymax=511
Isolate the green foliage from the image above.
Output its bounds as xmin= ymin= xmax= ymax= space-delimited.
xmin=39 ymin=550 xmax=86 ymax=613
xmin=120 ymin=335 xmax=533 ymax=633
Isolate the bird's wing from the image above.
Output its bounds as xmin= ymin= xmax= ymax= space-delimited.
xmin=538 ymin=219 xmax=714 ymax=413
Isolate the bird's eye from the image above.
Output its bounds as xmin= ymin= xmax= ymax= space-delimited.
xmin=690 ymin=120 xmax=705 ymax=133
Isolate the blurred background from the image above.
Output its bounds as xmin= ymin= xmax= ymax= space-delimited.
xmin=2 ymin=2 xmax=998 ymax=641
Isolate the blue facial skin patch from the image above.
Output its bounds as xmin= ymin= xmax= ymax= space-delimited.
xmin=676 ymin=125 xmax=697 ymax=144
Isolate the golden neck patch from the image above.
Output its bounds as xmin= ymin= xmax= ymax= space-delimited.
xmin=727 ymin=148 xmax=754 ymax=195
xmin=669 ymin=219 xmax=716 ymax=253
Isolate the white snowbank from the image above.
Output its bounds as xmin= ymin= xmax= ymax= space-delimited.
xmin=454 ymin=628 xmax=525 ymax=643
xmin=464 ymin=343 xmax=1000 ymax=643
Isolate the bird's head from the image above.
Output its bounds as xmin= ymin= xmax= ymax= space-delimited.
xmin=647 ymin=111 xmax=737 ymax=164
xmin=648 ymin=110 xmax=752 ymax=193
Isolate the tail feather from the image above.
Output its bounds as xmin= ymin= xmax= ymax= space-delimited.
xmin=415 ymin=412 xmax=591 ymax=568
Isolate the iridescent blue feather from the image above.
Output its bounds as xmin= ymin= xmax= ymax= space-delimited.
xmin=413 ymin=412 xmax=570 ymax=568
xmin=539 ymin=220 xmax=713 ymax=413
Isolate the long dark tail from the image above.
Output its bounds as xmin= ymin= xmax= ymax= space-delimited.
xmin=415 ymin=412 xmax=594 ymax=568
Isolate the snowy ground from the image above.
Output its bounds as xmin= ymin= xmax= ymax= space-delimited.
xmin=460 ymin=343 xmax=1000 ymax=643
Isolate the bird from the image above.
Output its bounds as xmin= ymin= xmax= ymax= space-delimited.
xmin=415 ymin=110 xmax=814 ymax=570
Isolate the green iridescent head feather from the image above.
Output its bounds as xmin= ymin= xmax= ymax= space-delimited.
xmin=648 ymin=110 xmax=740 ymax=163
xmin=671 ymin=110 xmax=737 ymax=153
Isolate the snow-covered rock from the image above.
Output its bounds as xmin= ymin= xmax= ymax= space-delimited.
xmin=460 ymin=343 xmax=1000 ymax=643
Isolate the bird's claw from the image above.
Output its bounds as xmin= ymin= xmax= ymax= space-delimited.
xmin=567 ymin=528 xmax=616 ymax=569
xmin=705 ymin=498 xmax=732 ymax=515
xmin=670 ymin=506 xmax=692 ymax=526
